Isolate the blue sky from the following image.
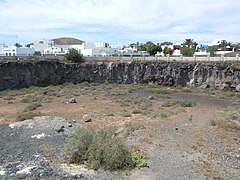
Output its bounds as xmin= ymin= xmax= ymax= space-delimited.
xmin=0 ymin=0 xmax=240 ymax=45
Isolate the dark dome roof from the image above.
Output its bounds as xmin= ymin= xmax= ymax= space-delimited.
xmin=52 ymin=37 xmax=84 ymax=45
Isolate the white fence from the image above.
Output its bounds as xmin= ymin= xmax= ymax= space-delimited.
xmin=84 ymin=54 xmax=240 ymax=62
xmin=0 ymin=54 xmax=239 ymax=62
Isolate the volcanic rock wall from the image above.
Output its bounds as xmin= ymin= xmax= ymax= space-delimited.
xmin=0 ymin=60 xmax=239 ymax=90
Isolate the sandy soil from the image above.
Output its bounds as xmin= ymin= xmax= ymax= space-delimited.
xmin=0 ymin=83 xmax=239 ymax=179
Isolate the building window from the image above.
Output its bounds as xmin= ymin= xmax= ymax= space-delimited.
xmin=39 ymin=41 xmax=44 ymax=44
xmin=13 ymin=53 xmax=15 ymax=56
xmin=6 ymin=53 xmax=8 ymax=56
xmin=9 ymin=53 xmax=11 ymax=56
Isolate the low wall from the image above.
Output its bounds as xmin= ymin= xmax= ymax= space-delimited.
xmin=0 ymin=60 xmax=240 ymax=90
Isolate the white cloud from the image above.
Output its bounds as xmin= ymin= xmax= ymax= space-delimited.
xmin=0 ymin=0 xmax=239 ymax=45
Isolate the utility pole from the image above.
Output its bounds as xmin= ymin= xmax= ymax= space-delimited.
xmin=15 ymin=35 xmax=18 ymax=44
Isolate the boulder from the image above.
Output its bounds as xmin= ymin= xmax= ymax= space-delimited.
xmin=220 ymin=83 xmax=229 ymax=91
xmin=69 ymin=98 xmax=77 ymax=103
xmin=236 ymin=84 xmax=240 ymax=92
xmin=83 ymin=114 xmax=92 ymax=122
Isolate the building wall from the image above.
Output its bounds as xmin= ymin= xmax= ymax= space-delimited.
xmin=0 ymin=46 xmax=35 ymax=56
xmin=33 ymin=40 xmax=54 ymax=53
xmin=16 ymin=47 xmax=35 ymax=56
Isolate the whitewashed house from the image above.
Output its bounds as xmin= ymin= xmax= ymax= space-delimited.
xmin=79 ymin=42 xmax=118 ymax=57
xmin=0 ymin=45 xmax=35 ymax=56
xmin=43 ymin=46 xmax=62 ymax=55
xmin=33 ymin=39 xmax=54 ymax=54
xmin=0 ymin=44 xmax=7 ymax=56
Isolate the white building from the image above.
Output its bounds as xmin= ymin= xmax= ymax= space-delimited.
xmin=33 ymin=39 xmax=54 ymax=54
xmin=80 ymin=43 xmax=118 ymax=57
xmin=209 ymin=39 xmax=227 ymax=46
xmin=43 ymin=46 xmax=62 ymax=55
xmin=0 ymin=45 xmax=35 ymax=56
xmin=0 ymin=44 xmax=7 ymax=55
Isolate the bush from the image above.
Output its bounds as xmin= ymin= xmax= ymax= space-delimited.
xmin=34 ymin=51 xmax=41 ymax=56
xmin=21 ymin=95 xmax=42 ymax=103
xmin=64 ymin=128 xmax=147 ymax=170
xmin=162 ymin=100 xmax=196 ymax=107
xmin=125 ymin=122 xmax=144 ymax=134
xmin=16 ymin=112 xmax=41 ymax=121
xmin=64 ymin=48 xmax=83 ymax=63
xmin=25 ymin=103 xmax=42 ymax=111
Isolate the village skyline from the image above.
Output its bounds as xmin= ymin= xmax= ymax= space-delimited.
xmin=0 ymin=0 xmax=240 ymax=46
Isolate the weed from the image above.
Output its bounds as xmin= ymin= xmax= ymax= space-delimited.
xmin=21 ymin=95 xmax=42 ymax=103
xmin=122 ymin=112 xmax=132 ymax=117
xmin=128 ymin=151 xmax=148 ymax=168
xmin=25 ymin=103 xmax=42 ymax=111
xmin=125 ymin=122 xmax=144 ymax=134
xmin=63 ymin=128 xmax=147 ymax=170
xmin=209 ymin=119 xmax=217 ymax=126
xmin=150 ymin=108 xmax=172 ymax=119
xmin=188 ymin=115 xmax=193 ymax=123
xmin=132 ymin=109 xmax=142 ymax=114
xmin=138 ymin=99 xmax=152 ymax=111
xmin=162 ymin=100 xmax=196 ymax=107
xmin=16 ymin=112 xmax=41 ymax=121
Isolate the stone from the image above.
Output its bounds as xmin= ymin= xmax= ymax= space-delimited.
xmin=148 ymin=95 xmax=154 ymax=100
xmin=83 ymin=114 xmax=92 ymax=122
xmin=220 ymin=83 xmax=229 ymax=91
xmin=230 ymin=83 xmax=237 ymax=89
xmin=199 ymin=84 xmax=209 ymax=89
xmin=69 ymin=98 xmax=77 ymax=103
xmin=236 ymin=84 xmax=240 ymax=92
xmin=56 ymin=125 xmax=65 ymax=133
xmin=115 ymin=127 xmax=124 ymax=134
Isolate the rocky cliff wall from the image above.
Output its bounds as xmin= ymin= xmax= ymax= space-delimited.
xmin=0 ymin=60 xmax=240 ymax=91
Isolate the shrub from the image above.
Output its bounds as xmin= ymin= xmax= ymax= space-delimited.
xmin=162 ymin=100 xmax=196 ymax=107
xmin=34 ymin=51 xmax=41 ymax=56
xmin=25 ymin=103 xmax=42 ymax=111
xmin=209 ymin=119 xmax=217 ymax=126
xmin=63 ymin=128 xmax=147 ymax=170
xmin=64 ymin=48 xmax=83 ymax=63
xmin=16 ymin=112 xmax=41 ymax=121
xmin=125 ymin=122 xmax=144 ymax=134
xmin=21 ymin=95 xmax=42 ymax=103
xmin=145 ymin=87 xmax=172 ymax=95
xmin=128 ymin=151 xmax=147 ymax=168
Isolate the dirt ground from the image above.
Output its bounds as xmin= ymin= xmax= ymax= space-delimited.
xmin=0 ymin=83 xmax=239 ymax=179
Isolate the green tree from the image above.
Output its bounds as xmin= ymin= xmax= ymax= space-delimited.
xmin=64 ymin=48 xmax=83 ymax=63
xmin=137 ymin=41 xmax=162 ymax=55
xmin=34 ymin=51 xmax=41 ymax=56
xmin=182 ymin=39 xmax=198 ymax=49
xmin=15 ymin=43 xmax=22 ymax=48
xmin=160 ymin=41 xmax=173 ymax=45
xmin=180 ymin=47 xmax=195 ymax=57
xmin=207 ymin=45 xmax=218 ymax=56
xmin=163 ymin=47 xmax=174 ymax=56
xmin=180 ymin=39 xmax=198 ymax=56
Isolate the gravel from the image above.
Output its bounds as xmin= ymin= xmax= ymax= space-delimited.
xmin=0 ymin=116 xmax=85 ymax=180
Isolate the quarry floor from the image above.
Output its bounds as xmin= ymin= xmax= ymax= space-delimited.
xmin=0 ymin=83 xmax=240 ymax=179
